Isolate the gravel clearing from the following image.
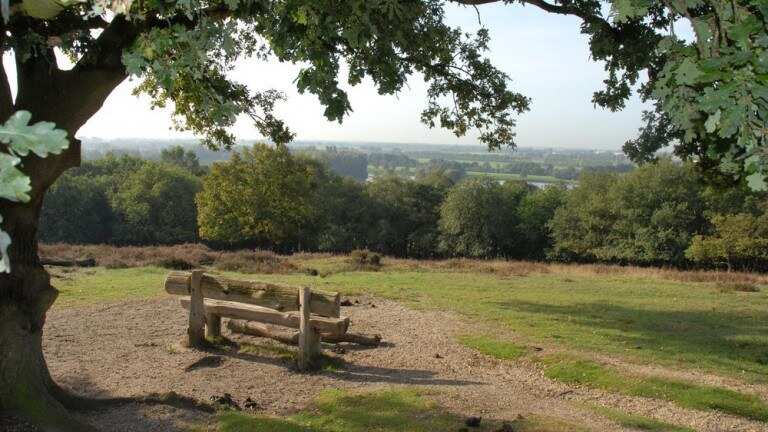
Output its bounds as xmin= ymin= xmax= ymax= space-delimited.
xmin=43 ymin=296 xmax=768 ymax=432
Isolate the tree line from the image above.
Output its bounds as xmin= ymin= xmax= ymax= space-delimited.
xmin=41 ymin=145 xmax=768 ymax=270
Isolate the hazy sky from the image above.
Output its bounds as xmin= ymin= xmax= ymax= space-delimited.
xmin=73 ymin=3 xmax=651 ymax=149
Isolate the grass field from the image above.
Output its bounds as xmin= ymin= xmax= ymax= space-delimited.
xmin=466 ymin=171 xmax=576 ymax=184
xmin=49 ymin=254 xmax=768 ymax=429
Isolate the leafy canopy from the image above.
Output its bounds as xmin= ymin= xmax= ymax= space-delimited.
xmin=11 ymin=0 xmax=527 ymax=150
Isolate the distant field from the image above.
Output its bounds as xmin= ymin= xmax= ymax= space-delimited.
xmin=466 ymin=171 xmax=576 ymax=184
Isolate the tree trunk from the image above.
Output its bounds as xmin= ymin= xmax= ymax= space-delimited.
xmin=0 ymin=202 xmax=99 ymax=431
xmin=0 ymin=17 xmax=136 ymax=430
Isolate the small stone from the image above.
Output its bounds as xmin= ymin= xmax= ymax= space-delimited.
xmin=434 ymin=353 xmax=443 ymax=359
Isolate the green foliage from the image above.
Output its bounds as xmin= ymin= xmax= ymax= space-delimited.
xmin=160 ymin=145 xmax=204 ymax=175
xmin=517 ymin=186 xmax=568 ymax=259
xmin=686 ymin=213 xmax=768 ymax=269
xmin=543 ymin=355 xmax=768 ymax=421
xmin=196 ymin=144 xmax=320 ymax=247
xmin=438 ymin=177 xmax=528 ymax=258
xmin=299 ymin=147 xmax=368 ymax=182
xmin=112 ymin=162 xmax=201 ymax=244
xmin=0 ymin=111 xmax=68 ymax=272
xmin=550 ymin=160 xmax=706 ymax=264
xmin=96 ymin=0 xmax=523 ymax=149
xmin=365 ymin=175 xmax=444 ymax=258
xmin=39 ymin=174 xmax=112 ymax=244
xmin=311 ymin=175 xmax=371 ymax=252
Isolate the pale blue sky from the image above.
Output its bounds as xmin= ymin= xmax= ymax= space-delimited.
xmin=75 ymin=2 xmax=651 ymax=150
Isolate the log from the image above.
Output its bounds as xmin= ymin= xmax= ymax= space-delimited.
xmin=41 ymin=257 xmax=97 ymax=267
xmin=227 ymin=319 xmax=382 ymax=347
xmin=185 ymin=270 xmax=206 ymax=348
xmin=298 ymin=286 xmax=321 ymax=371
xmin=228 ymin=320 xmax=299 ymax=345
xmin=179 ymin=298 xmax=349 ymax=336
xmin=165 ymin=271 xmax=340 ymax=317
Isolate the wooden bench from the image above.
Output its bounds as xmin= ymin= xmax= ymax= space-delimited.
xmin=165 ymin=270 xmax=349 ymax=370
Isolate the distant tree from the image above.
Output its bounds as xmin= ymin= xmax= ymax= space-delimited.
xmin=197 ymin=145 xmax=320 ymax=249
xmin=160 ymin=145 xmax=204 ymax=175
xmin=550 ymin=159 xmax=706 ymax=264
xmin=687 ymin=213 xmax=768 ymax=271
xmin=308 ymin=147 xmax=368 ymax=182
xmin=549 ymin=172 xmax=621 ymax=261
xmin=366 ymin=176 xmax=443 ymax=258
xmin=112 ymin=163 xmax=201 ymax=244
xmin=417 ymin=159 xmax=466 ymax=184
xmin=311 ymin=175 xmax=372 ymax=252
xmin=438 ymin=178 xmax=524 ymax=258
xmin=517 ymin=185 xmax=568 ymax=259
xmin=39 ymin=174 xmax=112 ymax=244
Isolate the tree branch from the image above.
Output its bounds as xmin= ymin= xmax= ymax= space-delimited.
xmin=0 ymin=32 xmax=14 ymax=122
xmin=453 ymin=0 xmax=615 ymax=34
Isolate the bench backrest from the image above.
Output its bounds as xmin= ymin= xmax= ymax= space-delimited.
xmin=164 ymin=271 xmax=341 ymax=318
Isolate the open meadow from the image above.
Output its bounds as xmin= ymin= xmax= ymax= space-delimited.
xmin=39 ymin=245 xmax=768 ymax=432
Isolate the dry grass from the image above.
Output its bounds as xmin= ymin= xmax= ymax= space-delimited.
xmin=40 ymin=243 xmax=768 ymax=285
xmin=40 ymin=243 xmax=295 ymax=274
xmin=211 ymin=249 xmax=297 ymax=274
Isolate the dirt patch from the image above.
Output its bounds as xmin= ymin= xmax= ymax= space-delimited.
xmin=44 ymin=297 xmax=766 ymax=432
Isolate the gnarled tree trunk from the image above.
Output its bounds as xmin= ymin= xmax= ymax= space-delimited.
xmin=0 ymin=200 xmax=99 ymax=431
xmin=0 ymin=17 xmax=135 ymax=431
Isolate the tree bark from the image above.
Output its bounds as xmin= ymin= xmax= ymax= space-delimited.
xmin=0 ymin=17 xmax=136 ymax=431
xmin=0 ymin=201 xmax=99 ymax=431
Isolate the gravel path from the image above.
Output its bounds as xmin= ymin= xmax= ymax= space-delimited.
xmin=44 ymin=296 xmax=768 ymax=432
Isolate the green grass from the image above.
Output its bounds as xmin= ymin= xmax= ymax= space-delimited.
xmin=591 ymin=405 xmax=695 ymax=432
xmin=52 ymin=266 xmax=168 ymax=306
xmin=54 ymin=265 xmax=768 ymax=383
xmin=214 ymin=388 xmax=586 ymax=432
xmin=543 ymin=355 xmax=768 ymax=422
xmin=458 ymin=335 xmax=527 ymax=360
xmin=230 ymin=269 xmax=768 ymax=383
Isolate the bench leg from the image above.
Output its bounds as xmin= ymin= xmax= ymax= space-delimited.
xmin=185 ymin=270 xmax=206 ymax=348
xmin=206 ymin=313 xmax=221 ymax=339
xmin=298 ymin=286 xmax=321 ymax=371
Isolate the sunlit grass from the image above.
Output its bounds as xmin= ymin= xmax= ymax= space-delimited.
xmin=591 ymin=405 xmax=695 ymax=432
xmin=458 ymin=335 xmax=527 ymax=360
xmin=214 ymin=388 xmax=587 ymax=432
xmin=51 ymin=266 xmax=167 ymax=307
xmin=543 ymin=355 xmax=768 ymax=422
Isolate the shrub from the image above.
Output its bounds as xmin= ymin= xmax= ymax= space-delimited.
xmin=349 ymin=249 xmax=382 ymax=270
xmin=716 ymin=282 xmax=760 ymax=293
xmin=212 ymin=250 xmax=296 ymax=274
xmin=157 ymin=258 xmax=195 ymax=270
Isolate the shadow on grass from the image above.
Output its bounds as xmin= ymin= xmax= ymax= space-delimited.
xmin=494 ymin=300 xmax=768 ymax=379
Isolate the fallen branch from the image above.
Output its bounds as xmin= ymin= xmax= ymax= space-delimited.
xmin=41 ymin=257 xmax=96 ymax=267
xmin=227 ymin=319 xmax=382 ymax=347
